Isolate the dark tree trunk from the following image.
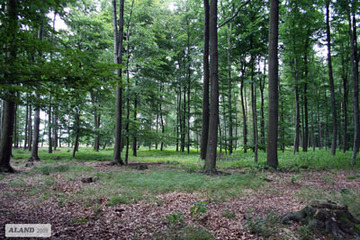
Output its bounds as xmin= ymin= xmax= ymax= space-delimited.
xmin=326 ymin=1 xmax=337 ymax=156
xmin=204 ymin=0 xmax=218 ymax=174
xmin=112 ymin=0 xmax=124 ymax=165
xmin=53 ymin=109 xmax=58 ymax=150
xmin=0 ymin=98 xmax=15 ymax=172
xmin=266 ymin=0 xmax=279 ymax=168
xmin=13 ymin=102 xmax=17 ymax=148
xmin=200 ymin=0 xmax=210 ymax=160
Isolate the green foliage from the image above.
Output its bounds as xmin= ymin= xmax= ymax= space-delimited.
xmin=108 ymin=195 xmax=129 ymax=205
xmin=190 ymin=202 xmax=207 ymax=218
xmin=245 ymin=211 xmax=279 ymax=238
xmin=168 ymin=211 xmax=184 ymax=225
xmin=222 ymin=209 xmax=236 ymax=219
xmin=71 ymin=218 xmax=89 ymax=223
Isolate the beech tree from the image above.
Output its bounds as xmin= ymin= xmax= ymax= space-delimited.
xmin=266 ymin=0 xmax=279 ymax=168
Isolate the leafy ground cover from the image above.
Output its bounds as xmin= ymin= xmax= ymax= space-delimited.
xmin=1 ymin=148 xmax=359 ymax=239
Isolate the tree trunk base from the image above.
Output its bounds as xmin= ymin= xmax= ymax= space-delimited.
xmin=0 ymin=165 xmax=15 ymax=173
xmin=28 ymin=157 xmax=40 ymax=162
xmin=281 ymin=200 xmax=360 ymax=240
xmin=110 ymin=160 xmax=124 ymax=166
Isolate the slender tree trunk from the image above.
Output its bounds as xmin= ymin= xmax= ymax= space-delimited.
xmin=13 ymin=102 xmax=17 ymax=148
xmin=259 ymin=60 xmax=266 ymax=145
xmin=181 ymin=85 xmax=186 ymax=152
xmin=303 ymin=36 xmax=309 ymax=152
xmin=200 ymin=0 xmax=210 ymax=160
xmin=28 ymin=105 xmax=32 ymax=151
xmin=240 ymin=63 xmax=248 ymax=152
xmin=293 ymin=59 xmax=300 ymax=155
xmin=266 ymin=0 xmax=279 ymax=168
xmin=227 ymin=23 xmax=233 ymax=155
xmin=112 ymin=0 xmax=124 ymax=165
xmin=250 ymin=54 xmax=258 ymax=163
xmin=53 ymin=109 xmax=58 ymax=150
xmin=72 ymin=108 xmax=80 ymax=158
xmin=326 ymin=1 xmax=337 ymax=155
xmin=204 ymin=0 xmax=218 ymax=174
xmin=132 ymin=80 xmax=138 ymax=156
xmin=48 ymin=96 xmax=52 ymax=153
xmin=29 ymin=94 xmax=41 ymax=161
xmin=317 ymin=96 xmax=322 ymax=149
xmin=24 ymin=103 xmax=29 ymax=150
xmin=340 ymin=36 xmax=349 ymax=153
xmin=187 ymin=21 xmax=191 ymax=154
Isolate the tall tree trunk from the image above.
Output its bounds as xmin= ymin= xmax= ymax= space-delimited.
xmin=347 ymin=2 xmax=359 ymax=165
xmin=293 ymin=58 xmax=300 ymax=155
xmin=0 ymin=98 xmax=15 ymax=172
xmin=72 ymin=108 xmax=80 ymax=158
xmin=250 ymin=54 xmax=258 ymax=163
xmin=187 ymin=20 xmax=191 ymax=154
xmin=200 ymin=0 xmax=210 ymax=160
xmin=112 ymin=0 xmax=124 ymax=165
xmin=132 ymin=80 xmax=138 ymax=156
xmin=48 ymin=96 xmax=52 ymax=153
xmin=204 ymin=0 xmax=218 ymax=174
xmin=259 ymin=59 xmax=266 ymax=145
xmin=266 ymin=0 xmax=279 ymax=168
xmin=227 ymin=23 xmax=233 ymax=155
xmin=181 ymin=85 xmax=186 ymax=152
xmin=340 ymin=36 xmax=349 ymax=153
xmin=303 ymin=35 xmax=309 ymax=152
xmin=24 ymin=103 xmax=29 ymax=150
xmin=326 ymin=0 xmax=337 ymax=155
xmin=240 ymin=63 xmax=248 ymax=153
xmin=29 ymin=23 xmax=44 ymax=162
xmin=53 ymin=109 xmax=58 ymax=150
xmin=317 ymin=95 xmax=322 ymax=149
xmin=13 ymin=102 xmax=17 ymax=148
xmin=28 ymin=105 xmax=32 ymax=151
xmin=29 ymin=94 xmax=41 ymax=161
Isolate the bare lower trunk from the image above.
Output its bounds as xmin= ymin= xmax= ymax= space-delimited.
xmin=29 ymin=95 xmax=41 ymax=161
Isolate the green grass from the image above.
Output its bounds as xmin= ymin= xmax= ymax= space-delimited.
xmin=11 ymin=147 xmax=360 ymax=171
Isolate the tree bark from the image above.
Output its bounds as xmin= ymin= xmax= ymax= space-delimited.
xmin=200 ymin=0 xmax=210 ymax=160
xmin=29 ymin=94 xmax=41 ymax=161
xmin=132 ymin=81 xmax=138 ymax=156
xmin=326 ymin=0 xmax=337 ymax=155
xmin=227 ymin=23 xmax=233 ymax=155
xmin=250 ymin=54 xmax=258 ymax=163
xmin=204 ymin=0 xmax=219 ymax=174
xmin=266 ymin=0 xmax=279 ymax=168
xmin=293 ymin=58 xmax=300 ymax=155
xmin=240 ymin=63 xmax=248 ymax=153
xmin=347 ymin=2 xmax=359 ymax=165
xmin=112 ymin=0 xmax=124 ymax=165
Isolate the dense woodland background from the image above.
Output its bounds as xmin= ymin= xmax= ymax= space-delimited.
xmin=0 ymin=0 xmax=359 ymax=171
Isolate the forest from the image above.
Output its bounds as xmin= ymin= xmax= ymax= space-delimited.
xmin=0 ymin=0 xmax=360 ymax=239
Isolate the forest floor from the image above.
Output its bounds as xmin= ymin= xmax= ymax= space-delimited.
xmin=0 ymin=148 xmax=360 ymax=239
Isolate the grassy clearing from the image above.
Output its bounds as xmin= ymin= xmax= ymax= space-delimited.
xmin=10 ymin=147 xmax=360 ymax=171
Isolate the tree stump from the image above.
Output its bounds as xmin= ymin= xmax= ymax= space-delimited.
xmin=280 ymin=200 xmax=360 ymax=240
